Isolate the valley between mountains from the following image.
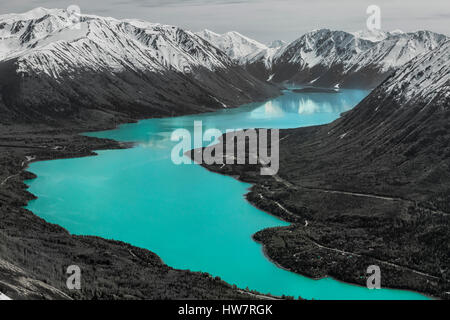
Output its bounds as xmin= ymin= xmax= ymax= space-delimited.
xmin=0 ymin=8 xmax=448 ymax=299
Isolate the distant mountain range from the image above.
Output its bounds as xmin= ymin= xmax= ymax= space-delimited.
xmin=197 ymin=28 xmax=448 ymax=88
xmin=0 ymin=7 xmax=448 ymax=126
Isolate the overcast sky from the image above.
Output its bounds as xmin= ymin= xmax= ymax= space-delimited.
xmin=2 ymin=0 xmax=449 ymax=42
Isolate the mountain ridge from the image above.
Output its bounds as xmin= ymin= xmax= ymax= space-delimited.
xmin=199 ymin=27 xmax=447 ymax=88
xmin=195 ymin=29 xmax=268 ymax=64
xmin=263 ymin=28 xmax=447 ymax=88
xmin=0 ymin=8 xmax=279 ymax=125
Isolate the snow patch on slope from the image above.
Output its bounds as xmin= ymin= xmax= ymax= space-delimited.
xmin=0 ymin=292 xmax=12 ymax=300
xmin=382 ymin=40 xmax=450 ymax=104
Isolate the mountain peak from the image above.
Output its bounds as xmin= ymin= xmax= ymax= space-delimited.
xmin=242 ymin=27 xmax=448 ymax=88
xmin=389 ymin=29 xmax=404 ymax=35
xmin=0 ymin=8 xmax=235 ymax=74
xmin=267 ymin=40 xmax=286 ymax=48
xmin=0 ymin=7 xmax=65 ymax=22
xmin=195 ymin=29 xmax=267 ymax=63
xmin=198 ymin=29 xmax=221 ymax=37
xmin=225 ymin=30 xmax=245 ymax=37
xmin=352 ymin=29 xmax=389 ymax=42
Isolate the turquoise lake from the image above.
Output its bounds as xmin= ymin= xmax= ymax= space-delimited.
xmin=26 ymin=89 xmax=429 ymax=300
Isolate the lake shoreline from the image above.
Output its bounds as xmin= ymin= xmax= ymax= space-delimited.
xmin=191 ymin=126 xmax=446 ymax=299
xmin=0 ymin=91 xmax=282 ymax=300
xmin=2 ymin=89 xmax=441 ymax=300
xmin=192 ymin=155 xmax=436 ymax=299
xmin=255 ymin=237 xmax=436 ymax=300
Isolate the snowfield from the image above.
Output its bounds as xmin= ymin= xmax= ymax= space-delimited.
xmin=0 ymin=292 xmax=12 ymax=300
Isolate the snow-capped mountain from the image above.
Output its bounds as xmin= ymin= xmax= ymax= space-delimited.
xmin=351 ymin=29 xmax=390 ymax=42
xmin=242 ymin=40 xmax=287 ymax=79
xmin=330 ymin=39 xmax=450 ymax=154
xmin=297 ymin=40 xmax=450 ymax=209
xmin=372 ymin=40 xmax=449 ymax=107
xmin=245 ymin=29 xmax=448 ymax=88
xmin=195 ymin=29 xmax=267 ymax=64
xmin=0 ymin=8 xmax=278 ymax=124
xmin=240 ymin=46 xmax=281 ymax=80
xmin=267 ymin=40 xmax=286 ymax=49
xmin=0 ymin=8 xmax=232 ymax=76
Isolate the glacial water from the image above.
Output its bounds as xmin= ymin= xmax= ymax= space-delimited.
xmin=25 ymin=89 xmax=429 ymax=300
